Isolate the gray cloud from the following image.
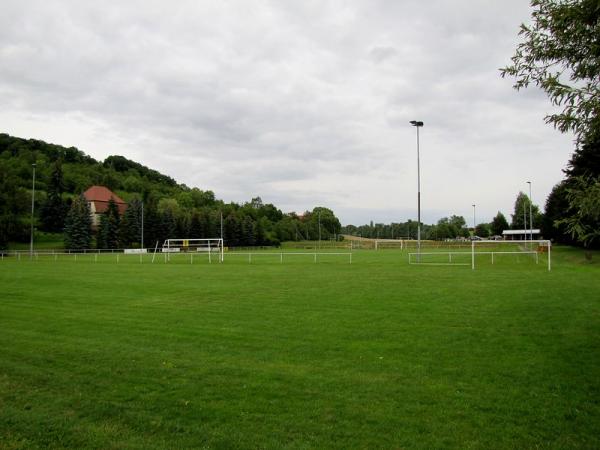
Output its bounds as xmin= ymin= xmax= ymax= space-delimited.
xmin=0 ymin=0 xmax=574 ymax=225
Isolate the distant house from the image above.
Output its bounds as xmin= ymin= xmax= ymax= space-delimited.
xmin=83 ymin=186 xmax=127 ymax=228
xmin=502 ymin=229 xmax=541 ymax=240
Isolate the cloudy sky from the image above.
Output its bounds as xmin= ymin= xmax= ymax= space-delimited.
xmin=1 ymin=0 xmax=574 ymax=225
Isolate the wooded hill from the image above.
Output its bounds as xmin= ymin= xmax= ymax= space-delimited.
xmin=0 ymin=133 xmax=341 ymax=249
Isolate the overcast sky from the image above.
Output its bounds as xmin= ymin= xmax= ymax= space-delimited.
xmin=0 ymin=0 xmax=574 ymax=225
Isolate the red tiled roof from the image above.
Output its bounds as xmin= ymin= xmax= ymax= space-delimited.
xmin=83 ymin=186 xmax=127 ymax=215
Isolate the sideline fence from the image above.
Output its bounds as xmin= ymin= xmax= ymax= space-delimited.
xmin=0 ymin=250 xmax=353 ymax=265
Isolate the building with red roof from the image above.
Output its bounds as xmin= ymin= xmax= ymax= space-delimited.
xmin=83 ymin=186 xmax=128 ymax=228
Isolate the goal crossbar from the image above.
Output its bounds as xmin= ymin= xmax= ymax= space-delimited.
xmin=472 ymin=239 xmax=551 ymax=271
xmin=408 ymin=239 xmax=551 ymax=271
xmin=162 ymin=238 xmax=224 ymax=263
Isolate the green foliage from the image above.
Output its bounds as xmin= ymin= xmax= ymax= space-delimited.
xmin=490 ymin=212 xmax=510 ymax=236
xmin=64 ymin=195 xmax=92 ymax=250
xmin=542 ymin=182 xmax=574 ymax=243
xmin=105 ymin=198 xmax=121 ymax=249
xmin=501 ymin=0 xmax=600 ymax=142
xmin=558 ymin=176 xmax=600 ymax=247
xmin=511 ymin=191 xmax=542 ymax=229
xmin=430 ymin=215 xmax=469 ymax=240
xmin=475 ymin=223 xmax=492 ymax=237
xmin=0 ymin=133 xmax=344 ymax=248
xmin=40 ymin=159 xmax=68 ymax=233
xmin=566 ymin=127 xmax=600 ymax=178
xmin=119 ymin=198 xmax=143 ymax=248
xmin=0 ymin=161 xmax=29 ymax=248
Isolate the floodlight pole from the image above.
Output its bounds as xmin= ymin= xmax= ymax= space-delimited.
xmin=527 ymin=181 xmax=533 ymax=243
xmin=410 ymin=120 xmax=423 ymax=260
xmin=472 ymin=204 xmax=476 ymax=235
xmin=30 ymin=163 xmax=36 ymax=258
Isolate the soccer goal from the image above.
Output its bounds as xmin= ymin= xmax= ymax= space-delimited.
xmin=471 ymin=239 xmax=551 ymax=271
xmin=408 ymin=239 xmax=551 ymax=270
xmin=161 ymin=238 xmax=224 ymax=263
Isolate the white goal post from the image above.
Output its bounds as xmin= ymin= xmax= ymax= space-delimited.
xmin=472 ymin=239 xmax=551 ymax=271
xmin=162 ymin=238 xmax=224 ymax=263
xmin=408 ymin=239 xmax=552 ymax=270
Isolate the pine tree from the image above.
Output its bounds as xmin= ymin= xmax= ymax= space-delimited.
xmin=119 ymin=198 xmax=142 ymax=247
xmin=104 ymin=198 xmax=121 ymax=249
xmin=64 ymin=194 xmax=92 ymax=250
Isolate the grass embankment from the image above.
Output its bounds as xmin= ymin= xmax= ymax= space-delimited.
xmin=0 ymin=247 xmax=599 ymax=449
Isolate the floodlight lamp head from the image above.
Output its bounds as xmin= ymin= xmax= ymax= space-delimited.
xmin=410 ymin=120 xmax=424 ymax=127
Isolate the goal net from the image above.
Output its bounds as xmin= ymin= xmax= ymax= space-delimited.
xmin=162 ymin=238 xmax=224 ymax=262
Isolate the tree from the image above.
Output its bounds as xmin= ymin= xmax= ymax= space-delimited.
xmin=501 ymin=0 xmax=600 ymax=143
xmin=511 ymin=192 xmax=542 ymax=229
xmin=474 ymin=223 xmax=492 ymax=238
xmin=119 ymin=198 xmax=142 ymax=247
xmin=557 ymin=176 xmax=600 ymax=248
xmin=40 ymin=159 xmax=67 ymax=232
xmin=97 ymin=198 xmax=121 ymax=249
xmin=241 ymin=215 xmax=256 ymax=246
xmin=0 ymin=160 xmax=29 ymax=248
xmin=64 ymin=194 xmax=92 ymax=250
xmin=565 ymin=127 xmax=600 ymax=178
xmin=542 ymin=182 xmax=574 ymax=242
xmin=490 ymin=212 xmax=509 ymax=236
xmin=224 ymin=212 xmax=242 ymax=247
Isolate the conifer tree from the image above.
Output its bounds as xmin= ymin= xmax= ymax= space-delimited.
xmin=64 ymin=194 xmax=92 ymax=250
xmin=104 ymin=198 xmax=121 ymax=249
xmin=119 ymin=198 xmax=142 ymax=247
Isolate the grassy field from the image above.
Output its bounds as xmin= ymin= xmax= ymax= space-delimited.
xmin=1 ymin=247 xmax=599 ymax=449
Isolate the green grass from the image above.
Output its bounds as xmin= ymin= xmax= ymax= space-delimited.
xmin=9 ymin=233 xmax=64 ymax=250
xmin=1 ymin=247 xmax=599 ymax=449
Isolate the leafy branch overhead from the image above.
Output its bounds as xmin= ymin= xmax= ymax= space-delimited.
xmin=501 ymin=0 xmax=600 ymax=142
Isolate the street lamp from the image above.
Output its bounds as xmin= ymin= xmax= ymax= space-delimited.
xmin=526 ymin=181 xmax=533 ymax=243
xmin=472 ymin=204 xmax=476 ymax=235
xmin=30 ymin=163 xmax=36 ymax=258
xmin=410 ymin=120 xmax=423 ymax=259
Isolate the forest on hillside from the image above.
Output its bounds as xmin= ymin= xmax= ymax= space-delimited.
xmin=0 ymin=133 xmax=341 ymax=249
